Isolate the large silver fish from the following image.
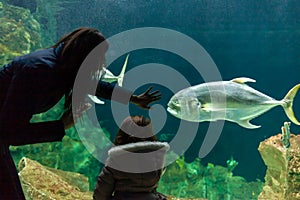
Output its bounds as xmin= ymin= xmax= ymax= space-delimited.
xmin=88 ymin=54 xmax=129 ymax=104
xmin=167 ymin=77 xmax=300 ymax=129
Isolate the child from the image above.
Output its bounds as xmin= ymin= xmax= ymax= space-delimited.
xmin=93 ymin=116 xmax=169 ymax=200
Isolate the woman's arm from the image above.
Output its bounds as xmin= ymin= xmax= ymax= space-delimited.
xmin=95 ymin=81 xmax=133 ymax=104
xmin=0 ymin=70 xmax=65 ymax=146
xmin=95 ymin=81 xmax=161 ymax=109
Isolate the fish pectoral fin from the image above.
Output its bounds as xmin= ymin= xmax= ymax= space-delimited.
xmin=230 ymin=77 xmax=256 ymax=84
xmin=201 ymin=105 xmax=211 ymax=112
xmin=237 ymin=119 xmax=261 ymax=129
xmin=201 ymin=104 xmax=225 ymax=113
xmin=201 ymin=104 xmax=219 ymax=112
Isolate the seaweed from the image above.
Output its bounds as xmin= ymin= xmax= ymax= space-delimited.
xmin=281 ymin=122 xmax=291 ymax=149
xmin=157 ymin=155 xmax=263 ymax=200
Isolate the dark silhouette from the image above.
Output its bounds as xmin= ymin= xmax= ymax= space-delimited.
xmin=93 ymin=116 xmax=169 ymax=200
xmin=0 ymin=27 xmax=161 ymax=199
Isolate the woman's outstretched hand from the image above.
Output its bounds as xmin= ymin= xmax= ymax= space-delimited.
xmin=130 ymin=86 xmax=161 ymax=109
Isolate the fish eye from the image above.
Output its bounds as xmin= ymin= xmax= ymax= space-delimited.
xmin=173 ymin=97 xmax=179 ymax=105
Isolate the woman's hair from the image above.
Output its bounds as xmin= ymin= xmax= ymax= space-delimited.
xmin=52 ymin=27 xmax=108 ymax=70
xmin=52 ymin=27 xmax=108 ymax=117
xmin=114 ymin=116 xmax=157 ymax=146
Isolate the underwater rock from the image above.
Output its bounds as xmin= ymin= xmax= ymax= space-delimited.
xmin=10 ymin=133 xmax=104 ymax=191
xmin=0 ymin=1 xmax=41 ymax=65
xmin=258 ymin=133 xmax=300 ymax=200
xmin=18 ymin=157 xmax=92 ymax=200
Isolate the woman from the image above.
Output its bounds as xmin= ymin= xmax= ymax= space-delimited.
xmin=0 ymin=27 xmax=161 ymax=199
xmin=93 ymin=116 xmax=169 ymax=200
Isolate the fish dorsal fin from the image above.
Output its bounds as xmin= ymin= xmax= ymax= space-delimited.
xmin=237 ymin=119 xmax=261 ymax=129
xmin=230 ymin=77 xmax=256 ymax=84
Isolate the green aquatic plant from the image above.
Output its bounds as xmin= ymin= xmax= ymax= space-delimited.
xmin=226 ymin=156 xmax=238 ymax=173
xmin=175 ymin=156 xmax=185 ymax=172
xmin=225 ymin=157 xmax=239 ymax=200
xmin=281 ymin=121 xmax=291 ymax=149
xmin=158 ymin=155 xmax=263 ymax=199
xmin=280 ymin=121 xmax=291 ymax=198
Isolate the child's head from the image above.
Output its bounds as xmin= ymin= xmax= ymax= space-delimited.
xmin=114 ymin=116 xmax=157 ymax=145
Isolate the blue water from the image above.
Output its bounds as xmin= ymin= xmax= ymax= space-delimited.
xmin=8 ymin=0 xmax=300 ymax=184
xmin=54 ymin=0 xmax=300 ymax=182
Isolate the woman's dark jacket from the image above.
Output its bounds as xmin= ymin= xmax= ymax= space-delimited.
xmin=93 ymin=141 xmax=169 ymax=200
xmin=0 ymin=46 xmax=131 ymax=146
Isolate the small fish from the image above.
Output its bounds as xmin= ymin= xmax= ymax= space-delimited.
xmin=88 ymin=54 xmax=129 ymax=104
xmin=167 ymin=77 xmax=300 ymax=129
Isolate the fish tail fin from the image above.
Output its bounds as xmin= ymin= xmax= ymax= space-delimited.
xmin=117 ymin=54 xmax=130 ymax=86
xmin=282 ymin=84 xmax=300 ymax=125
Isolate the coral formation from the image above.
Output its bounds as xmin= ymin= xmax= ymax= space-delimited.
xmin=0 ymin=1 xmax=41 ymax=65
xmin=258 ymin=132 xmax=300 ymax=200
